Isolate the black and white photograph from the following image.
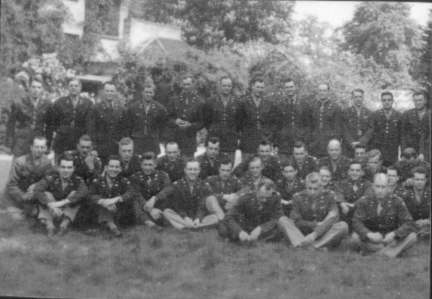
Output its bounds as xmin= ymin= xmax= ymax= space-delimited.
xmin=0 ymin=0 xmax=430 ymax=298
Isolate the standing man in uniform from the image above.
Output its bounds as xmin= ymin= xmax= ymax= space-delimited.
xmin=88 ymin=82 xmax=125 ymax=164
xmin=48 ymin=78 xmax=93 ymax=157
xmin=6 ymin=78 xmax=51 ymax=157
xmin=204 ymin=76 xmax=240 ymax=158
xmin=166 ymin=74 xmax=205 ymax=157
xmin=401 ymin=91 xmax=430 ymax=162
xmin=309 ymin=83 xmax=343 ymax=158
xmin=274 ymin=78 xmax=312 ymax=159
xmin=342 ymin=89 xmax=372 ymax=157
xmin=363 ymin=91 xmax=402 ymax=166
xmin=124 ymin=81 xmax=168 ymax=156
xmin=236 ymin=76 xmax=281 ymax=160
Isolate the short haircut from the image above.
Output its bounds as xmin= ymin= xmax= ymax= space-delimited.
xmin=293 ymin=141 xmax=306 ymax=150
xmin=386 ymin=166 xmax=398 ymax=175
xmin=219 ymin=75 xmax=233 ymax=83
xmin=103 ymin=81 xmax=116 ymax=88
xmin=30 ymin=77 xmax=43 ymax=86
xmin=413 ymin=91 xmax=425 ymax=98
xmin=79 ymin=134 xmax=92 ymax=144
xmin=107 ymin=155 xmax=121 ymax=163
xmin=206 ymin=136 xmax=220 ymax=146
xmin=352 ymin=88 xmax=364 ymax=96
xmin=280 ymin=159 xmax=296 ymax=170
xmin=354 ymin=144 xmax=367 ymax=151
xmin=185 ymin=158 xmax=200 ymax=167
xmin=32 ymin=135 xmax=48 ymax=145
xmin=258 ymin=139 xmax=272 ymax=148
xmin=349 ymin=159 xmax=363 ymax=169
xmin=219 ymin=154 xmax=233 ymax=166
xmin=119 ymin=137 xmax=134 ymax=147
xmin=305 ymin=172 xmax=321 ymax=185
xmin=181 ymin=73 xmax=194 ymax=82
xmin=281 ymin=77 xmax=295 ymax=84
xmin=257 ymin=178 xmax=276 ymax=191
xmin=250 ymin=75 xmax=265 ymax=86
xmin=367 ymin=149 xmax=382 ymax=161
xmin=412 ymin=166 xmax=427 ymax=176
xmin=141 ymin=151 xmax=156 ymax=161
xmin=319 ymin=165 xmax=332 ymax=175
xmin=381 ymin=91 xmax=393 ymax=100
xmin=248 ymin=155 xmax=262 ymax=166
xmin=401 ymin=147 xmax=417 ymax=159
xmin=165 ymin=141 xmax=179 ymax=149
xmin=68 ymin=77 xmax=82 ymax=86
xmin=59 ymin=152 xmax=75 ymax=166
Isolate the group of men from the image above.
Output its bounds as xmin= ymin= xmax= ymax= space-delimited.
xmin=3 ymin=73 xmax=430 ymax=258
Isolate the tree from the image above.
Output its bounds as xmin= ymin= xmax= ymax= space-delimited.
xmin=136 ymin=0 xmax=295 ymax=50
xmin=418 ymin=10 xmax=432 ymax=96
xmin=0 ymin=0 xmax=68 ymax=74
xmin=341 ymin=2 xmax=423 ymax=74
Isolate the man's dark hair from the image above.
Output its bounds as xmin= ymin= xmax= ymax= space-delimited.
xmin=249 ymin=75 xmax=265 ymax=86
xmin=107 ymin=155 xmax=122 ymax=163
xmin=206 ymin=136 xmax=220 ymax=147
xmin=78 ymin=134 xmax=92 ymax=144
xmin=349 ymin=159 xmax=364 ymax=169
xmin=59 ymin=152 xmax=75 ymax=166
xmin=32 ymin=135 xmax=48 ymax=146
xmin=258 ymin=139 xmax=272 ymax=148
xmin=280 ymin=159 xmax=296 ymax=169
xmin=354 ymin=144 xmax=367 ymax=151
xmin=381 ymin=91 xmax=394 ymax=100
xmin=185 ymin=158 xmax=200 ymax=168
xmin=142 ymin=151 xmax=156 ymax=161
xmin=352 ymin=88 xmax=364 ymax=96
xmin=386 ymin=166 xmax=398 ymax=175
xmin=412 ymin=166 xmax=427 ymax=177
xmin=293 ymin=141 xmax=306 ymax=150
xmin=103 ymin=81 xmax=116 ymax=88
xmin=219 ymin=154 xmax=233 ymax=167
xmin=401 ymin=147 xmax=417 ymax=159
xmin=219 ymin=75 xmax=233 ymax=83
xmin=281 ymin=77 xmax=295 ymax=84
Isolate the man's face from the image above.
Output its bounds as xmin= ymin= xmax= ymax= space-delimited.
xmin=373 ymin=176 xmax=389 ymax=199
xmin=104 ymin=84 xmax=116 ymax=101
xmin=318 ymin=84 xmax=329 ymax=100
xmin=284 ymin=81 xmax=296 ymax=97
xmin=319 ymin=169 xmax=332 ymax=186
xmin=327 ymin=142 xmax=341 ymax=161
xmin=119 ymin=144 xmax=133 ymax=162
xmin=352 ymin=91 xmax=364 ymax=107
xmin=185 ymin=161 xmax=200 ymax=181
xmin=59 ymin=160 xmax=74 ymax=180
xmin=220 ymin=78 xmax=233 ymax=95
xmin=348 ymin=164 xmax=362 ymax=181
xmin=107 ymin=160 xmax=122 ymax=178
xmin=282 ymin=166 xmax=297 ymax=180
xmin=257 ymin=184 xmax=274 ymax=199
xmin=413 ymin=95 xmax=426 ymax=110
xmin=77 ymin=140 xmax=92 ymax=156
xmin=293 ymin=147 xmax=307 ymax=163
xmin=381 ymin=95 xmax=393 ymax=111
xmin=30 ymin=139 xmax=47 ymax=158
xmin=251 ymin=81 xmax=265 ymax=98
xmin=386 ymin=170 xmax=399 ymax=186
xmin=69 ymin=80 xmax=81 ymax=96
xmin=367 ymin=156 xmax=382 ymax=173
xmin=354 ymin=148 xmax=367 ymax=161
xmin=249 ymin=160 xmax=263 ymax=178
xmin=306 ymin=182 xmax=321 ymax=197
xmin=207 ymin=142 xmax=220 ymax=158
xmin=141 ymin=159 xmax=156 ymax=175
xmin=219 ymin=163 xmax=232 ymax=180
xmin=182 ymin=77 xmax=194 ymax=93
xmin=413 ymin=173 xmax=427 ymax=191
xmin=258 ymin=145 xmax=272 ymax=160
xmin=166 ymin=144 xmax=180 ymax=161
xmin=30 ymin=81 xmax=43 ymax=99
xmin=143 ymin=87 xmax=155 ymax=101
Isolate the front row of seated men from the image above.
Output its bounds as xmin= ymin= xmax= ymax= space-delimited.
xmin=5 ymin=134 xmax=429 ymax=258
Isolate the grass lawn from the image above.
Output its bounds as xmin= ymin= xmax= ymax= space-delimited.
xmin=0 ymin=208 xmax=429 ymax=299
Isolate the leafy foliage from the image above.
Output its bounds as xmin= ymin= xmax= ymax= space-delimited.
xmin=0 ymin=0 xmax=67 ymax=74
xmin=341 ymin=2 xmax=423 ymax=74
xmin=418 ymin=10 xmax=432 ymax=96
xmin=135 ymin=0 xmax=295 ymax=50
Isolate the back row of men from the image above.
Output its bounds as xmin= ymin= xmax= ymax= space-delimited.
xmin=6 ymin=133 xmax=430 ymax=258
xmin=5 ymin=74 xmax=431 ymax=166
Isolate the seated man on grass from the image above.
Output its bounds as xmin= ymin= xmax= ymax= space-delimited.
xmin=160 ymin=159 xmax=224 ymax=230
xmin=398 ymin=166 xmax=430 ymax=239
xmin=33 ymin=154 xmax=88 ymax=236
xmin=89 ymin=155 xmax=137 ymax=237
xmin=218 ymin=179 xmax=286 ymax=243
xmin=238 ymin=156 xmax=272 ymax=194
xmin=6 ymin=136 xmax=53 ymax=219
xmin=156 ymin=141 xmax=186 ymax=183
xmin=130 ymin=152 xmax=171 ymax=227
xmin=287 ymin=172 xmax=349 ymax=249
xmin=118 ymin=137 xmax=142 ymax=179
xmin=351 ymin=173 xmax=417 ymax=258
xmin=275 ymin=159 xmax=305 ymax=216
